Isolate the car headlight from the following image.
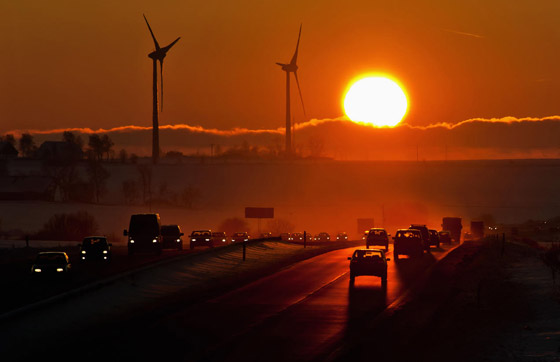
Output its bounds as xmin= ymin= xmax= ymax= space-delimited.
xmin=81 ymin=250 xmax=86 ymax=254
xmin=56 ymin=268 xmax=63 ymax=272
xmin=222 ymin=239 xmax=226 ymax=242
xmin=103 ymin=250 xmax=108 ymax=254
xmin=205 ymin=239 xmax=210 ymax=241
xmin=34 ymin=268 xmax=41 ymax=273
xmin=177 ymin=239 xmax=181 ymax=242
xmin=130 ymin=239 xmax=135 ymax=243
xmin=103 ymin=256 xmax=107 ymax=260
xmin=192 ymin=238 xmax=196 ymax=241
xmin=244 ymin=239 xmax=248 ymax=241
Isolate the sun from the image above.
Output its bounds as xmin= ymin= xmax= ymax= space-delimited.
xmin=343 ymin=76 xmax=408 ymax=127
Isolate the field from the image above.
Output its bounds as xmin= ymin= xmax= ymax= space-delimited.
xmin=2 ymin=158 xmax=560 ymax=244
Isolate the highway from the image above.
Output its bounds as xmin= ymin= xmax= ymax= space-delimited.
xmin=1 ymin=242 xmax=457 ymax=361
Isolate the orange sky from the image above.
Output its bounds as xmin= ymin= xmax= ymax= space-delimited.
xmin=2 ymin=0 xmax=560 ymax=134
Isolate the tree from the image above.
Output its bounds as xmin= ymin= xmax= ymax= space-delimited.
xmin=137 ymin=164 xmax=152 ymax=205
xmin=101 ymin=134 xmax=114 ymax=161
xmin=62 ymin=131 xmax=84 ymax=151
xmin=2 ymin=134 xmax=16 ymax=146
xmin=218 ymin=217 xmax=250 ymax=236
xmin=86 ymin=159 xmax=110 ymax=203
xmin=88 ymin=134 xmax=104 ymax=161
xmin=266 ymin=218 xmax=295 ymax=235
xmin=119 ymin=149 xmax=128 ymax=163
xmin=180 ymin=185 xmax=200 ymax=208
xmin=122 ymin=180 xmax=139 ymax=205
xmin=19 ymin=133 xmax=36 ymax=158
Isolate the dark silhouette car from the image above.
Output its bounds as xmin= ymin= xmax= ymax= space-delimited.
xmin=212 ymin=231 xmax=228 ymax=244
xmin=314 ymin=232 xmax=330 ymax=242
xmin=428 ymin=229 xmax=441 ymax=248
xmin=231 ymin=232 xmax=250 ymax=243
xmin=366 ymin=228 xmax=389 ymax=251
xmin=124 ymin=213 xmax=162 ymax=255
xmin=161 ymin=225 xmax=184 ymax=250
xmin=393 ymin=229 xmax=424 ymax=260
xmin=439 ymin=230 xmax=452 ymax=244
xmin=280 ymin=233 xmax=291 ymax=241
xmin=31 ymin=252 xmax=71 ymax=277
xmin=348 ymin=248 xmax=389 ymax=287
xmin=442 ymin=217 xmax=462 ymax=243
xmin=336 ymin=232 xmax=348 ymax=241
xmin=190 ymin=230 xmax=213 ymax=249
xmin=79 ymin=236 xmax=112 ymax=262
xmin=409 ymin=224 xmax=431 ymax=251
xmin=291 ymin=232 xmax=304 ymax=241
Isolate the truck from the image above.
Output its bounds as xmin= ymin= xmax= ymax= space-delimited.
xmin=470 ymin=221 xmax=484 ymax=239
xmin=442 ymin=217 xmax=462 ymax=243
xmin=124 ymin=213 xmax=162 ymax=255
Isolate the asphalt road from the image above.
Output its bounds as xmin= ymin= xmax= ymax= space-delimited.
xmin=2 ymin=242 xmax=457 ymax=361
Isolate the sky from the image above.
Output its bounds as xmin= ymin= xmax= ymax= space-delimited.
xmin=2 ymin=0 xmax=560 ymax=158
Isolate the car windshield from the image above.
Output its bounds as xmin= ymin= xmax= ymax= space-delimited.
xmin=129 ymin=215 xmax=159 ymax=235
xmin=353 ymin=250 xmax=383 ymax=260
xmin=212 ymin=232 xmax=225 ymax=237
xmin=35 ymin=253 xmax=66 ymax=264
xmin=161 ymin=225 xmax=180 ymax=236
xmin=369 ymin=230 xmax=386 ymax=237
xmin=234 ymin=233 xmax=246 ymax=237
xmin=397 ymin=230 xmax=420 ymax=238
xmin=192 ymin=231 xmax=211 ymax=237
xmin=83 ymin=238 xmax=107 ymax=247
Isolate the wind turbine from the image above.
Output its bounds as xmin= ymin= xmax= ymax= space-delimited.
xmin=143 ymin=14 xmax=180 ymax=164
xmin=276 ymin=24 xmax=306 ymax=156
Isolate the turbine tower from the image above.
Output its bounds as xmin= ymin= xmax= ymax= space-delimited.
xmin=143 ymin=14 xmax=180 ymax=164
xmin=276 ymin=24 xmax=306 ymax=156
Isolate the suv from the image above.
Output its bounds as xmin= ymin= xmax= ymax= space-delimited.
xmin=79 ymin=236 xmax=112 ymax=261
xmin=161 ymin=225 xmax=184 ymax=250
xmin=428 ymin=229 xmax=440 ymax=248
xmin=291 ymin=232 xmax=304 ymax=241
xmin=336 ymin=232 xmax=348 ymax=241
xmin=348 ymin=248 xmax=389 ymax=287
xmin=393 ymin=229 xmax=424 ymax=260
xmin=124 ymin=214 xmax=162 ymax=255
xmin=212 ymin=231 xmax=228 ymax=244
xmin=190 ymin=230 xmax=213 ymax=249
xmin=409 ymin=224 xmax=431 ymax=251
xmin=231 ymin=232 xmax=250 ymax=243
xmin=366 ymin=228 xmax=389 ymax=251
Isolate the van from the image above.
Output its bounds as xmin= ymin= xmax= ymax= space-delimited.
xmin=124 ymin=213 xmax=162 ymax=255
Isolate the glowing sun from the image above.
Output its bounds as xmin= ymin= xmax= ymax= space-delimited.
xmin=343 ymin=76 xmax=408 ymax=127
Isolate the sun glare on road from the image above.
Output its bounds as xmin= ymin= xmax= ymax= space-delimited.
xmin=344 ymin=76 xmax=408 ymax=127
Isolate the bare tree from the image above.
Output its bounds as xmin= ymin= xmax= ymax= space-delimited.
xmin=86 ymin=159 xmax=110 ymax=203
xmin=266 ymin=218 xmax=295 ymax=235
xmin=19 ymin=133 xmax=36 ymax=158
xmin=122 ymin=179 xmax=139 ymax=205
xmin=88 ymin=134 xmax=104 ymax=161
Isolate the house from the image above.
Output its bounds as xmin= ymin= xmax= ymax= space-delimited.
xmin=36 ymin=141 xmax=83 ymax=160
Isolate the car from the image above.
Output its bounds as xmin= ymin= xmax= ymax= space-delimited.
xmin=31 ymin=252 xmax=71 ymax=277
xmin=124 ymin=213 xmax=162 ymax=255
xmin=79 ymin=236 xmax=112 ymax=261
xmin=280 ymin=233 xmax=291 ymax=241
xmin=428 ymin=229 xmax=441 ymax=248
xmin=439 ymin=230 xmax=452 ymax=244
xmin=348 ymin=248 xmax=389 ymax=287
xmin=464 ymin=231 xmax=473 ymax=241
xmin=366 ymin=228 xmax=389 ymax=251
xmin=314 ymin=232 xmax=330 ymax=242
xmin=231 ymin=232 xmax=250 ymax=243
xmin=161 ymin=225 xmax=184 ymax=250
xmin=409 ymin=224 xmax=431 ymax=251
xmin=336 ymin=232 xmax=348 ymax=241
xmin=291 ymin=232 xmax=304 ymax=242
xmin=212 ymin=231 xmax=228 ymax=244
xmin=260 ymin=232 xmax=272 ymax=239
xmin=393 ymin=229 xmax=424 ymax=260
xmin=190 ymin=230 xmax=213 ymax=249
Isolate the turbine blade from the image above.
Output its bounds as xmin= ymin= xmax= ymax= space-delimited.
xmin=143 ymin=14 xmax=160 ymax=50
xmin=160 ymin=59 xmax=164 ymax=112
xmin=290 ymin=24 xmax=302 ymax=66
xmin=276 ymin=62 xmax=286 ymax=67
xmin=162 ymin=37 xmax=181 ymax=53
xmin=294 ymin=71 xmax=306 ymax=118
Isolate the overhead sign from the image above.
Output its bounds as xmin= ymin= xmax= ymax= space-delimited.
xmin=245 ymin=207 xmax=274 ymax=219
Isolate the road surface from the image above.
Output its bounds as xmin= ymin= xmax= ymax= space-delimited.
xmin=1 ymin=242 xmax=457 ymax=361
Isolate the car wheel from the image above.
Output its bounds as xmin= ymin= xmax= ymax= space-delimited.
xmin=178 ymin=243 xmax=183 ymax=251
xmin=190 ymin=244 xmax=194 ymax=250
xmin=349 ymin=273 xmax=355 ymax=283
xmin=128 ymin=247 xmax=134 ymax=256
